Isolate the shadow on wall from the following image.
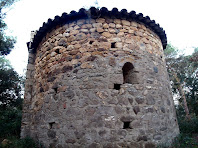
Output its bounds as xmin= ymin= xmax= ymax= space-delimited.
xmin=122 ymin=62 xmax=138 ymax=84
xmin=113 ymin=62 xmax=138 ymax=90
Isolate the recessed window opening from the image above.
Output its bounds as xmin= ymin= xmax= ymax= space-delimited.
xmin=89 ymin=41 xmax=94 ymax=44
xmin=49 ymin=122 xmax=55 ymax=129
xmin=111 ymin=42 xmax=116 ymax=48
xmin=114 ymin=84 xmax=121 ymax=90
xmin=122 ymin=62 xmax=137 ymax=84
xmin=55 ymin=49 xmax=60 ymax=54
xmin=53 ymin=87 xmax=58 ymax=93
xmin=123 ymin=121 xmax=131 ymax=129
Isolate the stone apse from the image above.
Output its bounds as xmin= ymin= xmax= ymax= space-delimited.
xmin=21 ymin=7 xmax=179 ymax=148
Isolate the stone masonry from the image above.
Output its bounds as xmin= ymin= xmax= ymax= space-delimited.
xmin=21 ymin=7 xmax=179 ymax=148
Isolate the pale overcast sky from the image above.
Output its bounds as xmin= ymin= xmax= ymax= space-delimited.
xmin=4 ymin=0 xmax=198 ymax=75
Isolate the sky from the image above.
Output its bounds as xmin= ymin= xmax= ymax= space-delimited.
xmin=4 ymin=0 xmax=198 ymax=75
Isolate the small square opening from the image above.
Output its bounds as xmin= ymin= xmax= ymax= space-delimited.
xmin=49 ymin=122 xmax=55 ymax=129
xmin=111 ymin=42 xmax=116 ymax=48
xmin=114 ymin=84 xmax=121 ymax=90
xmin=53 ymin=87 xmax=58 ymax=93
xmin=55 ymin=49 xmax=60 ymax=54
xmin=123 ymin=121 xmax=131 ymax=129
xmin=89 ymin=41 xmax=94 ymax=44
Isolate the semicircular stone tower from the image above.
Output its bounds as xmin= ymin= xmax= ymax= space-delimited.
xmin=21 ymin=7 xmax=179 ymax=148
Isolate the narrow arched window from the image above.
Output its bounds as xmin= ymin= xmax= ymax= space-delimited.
xmin=122 ymin=62 xmax=137 ymax=84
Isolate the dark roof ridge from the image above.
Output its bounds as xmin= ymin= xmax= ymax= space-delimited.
xmin=28 ymin=7 xmax=167 ymax=52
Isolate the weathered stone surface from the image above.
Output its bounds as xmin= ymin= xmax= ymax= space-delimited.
xmin=47 ymin=130 xmax=56 ymax=139
xmin=120 ymin=116 xmax=134 ymax=122
xmin=62 ymin=65 xmax=73 ymax=72
xmin=22 ymin=17 xmax=179 ymax=148
xmin=70 ymin=30 xmax=79 ymax=35
xmin=81 ymin=29 xmax=89 ymax=33
xmin=115 ymin=42 xmax=122 ymax=48
xmin=103 ymin=23 xmax=109 ymax=28
xmin=114 ymin=106 xmax=124 ymax=114
xmin=146 ymin=95 xmax=155 ymax=105
xmin=137 ymin=135 xmax=147 ymax=141
xmin=117 ymin=32 xmax=124 ymax=37
xmin=109 ymin=57 xmax=116 ymax=67
xmin=133 ymin=106 xmax=140 ymax=114
xmin=87 ymin=55 xmax=97 ymax=61
xmin=57 ymin=38 xmax=67 ymax=47
xmin=145 ymin=107 xmax=154 ymax=113
xmin=93 ymin=23 xmax=102 ymax=28
xmin=76 ymin=33 xmax=86 ymax=40
xmin=135 ymin=96 xmax=145 ymax=104
xmin=65 ymin=139 xmax=76 ymax=144
xmin=122 ymin=20 xmax=130 ymax=26
xmin=145 ymin=143 xmax=156 ymax=148
xmin=128 ymin=142 xmax=142 ymax=148
xmin=116 ymin=24 xmax=122 ymax=29
xmin=96 ymin=18 xmax=105 ymax=23
xmin=102 ymin=32 xmax=112 ymax=38
xmin=109 ymin=23 xmax=116 ymax=28
xmin=97 ymin=28 xmax=104 ymax=33
xmin=114 ymin=19 xmax=121 ymax=24
xmin=80 ymin=62 xmax=93 ymax=69
xmin=153 ymin=134 xmax=162 ymax=140
xmin=90 ymin=28 xmax=96 ymax=32
xmin=128 ymin=96 xmax=134 ymax=105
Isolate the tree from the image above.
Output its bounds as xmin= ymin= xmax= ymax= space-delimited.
xmin=0 ymin=57 xmax=23 ymax=139
xmin=0 ymin=0 xmax=16 ymax=55
xmin=165 ymin=44 xmax=198 ymax=118
xmin=184 ymin=50 xmax=198 ymax=116
xmin=0 ymin=57 xmax=22 ymax=110
xmin=0 ymin=0 xmax=23 ymax=140
xmin=0 ymin=0 xmax=22 ymax=110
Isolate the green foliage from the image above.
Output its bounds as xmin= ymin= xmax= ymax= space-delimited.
xmin=0 ymin=108 xmax=22 ymax=138
xmin=0 ymin=57 xmax=23 ymax=142
xmin=0 ymin=1 xmax=25 ymax=148
xmin=170 ymin=134 xmax=198 ymax=148
xmin=0 ymin=0 xmax=17 ymax=9
xmin=0 ymin=56 xmax=11 ymax=69
xmin=164 ymin=44 xmax=178 ymax=59
xmin=0 ymin=61 xmax=23 ymax=109
xmin=163 ymin=44 xmax=198 ymax=147
xmin=158 ymin=132 xmax=198 ymax=148
xmin=176 ymin=106 xmax=198 ymax=134
xmin=0 ymin=0 xmax=17 ymax=55
xmin=172 ymin=101 xmax=198 ymax=148
xmin=165 ymin=44 xmax=198 ymax=116
xmin=0 ymin=35 xmax=15 ymax=55
xmin=178 ymin=117 xmax=198 ymax=134
xmin=0 ymin=137 xmax=45 ymax=148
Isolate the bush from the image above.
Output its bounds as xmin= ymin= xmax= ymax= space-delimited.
xmin=171 ymin=133 xmax=198 ymax=148
xmin=157 ymin=106 xmax=198 ymax=147
xmin=178 ymin=117 xmax=198 ymax=134
xmin=0 ymin=108 xmax=22 ymax=139
xmin=176 ymin=104 xmax=198 ymax=134
xmin=0 ymin=137 xmax=45 ymax=148
xmin=158 ymin=134 xmax=198 ymax=148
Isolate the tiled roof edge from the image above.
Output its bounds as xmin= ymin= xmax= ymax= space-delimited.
xmin=28 ymin=7 xmax=167 ymax=52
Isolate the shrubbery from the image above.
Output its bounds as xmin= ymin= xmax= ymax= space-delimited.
xmin=171 ymin=133 xmax=198 ymax=148
xmin=0 ymin=108 xmax=22 ymax=139
xmin=173 ymin=110 xmax=198 ymax=148
xmin=0 ymin=137 xmax=44 ymax=148
xmin=158 ymin=106 xmax=198 ymax=148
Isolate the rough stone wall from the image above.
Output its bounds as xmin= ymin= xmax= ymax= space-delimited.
xmin=21 ymin=18 xmax=179 ymax=148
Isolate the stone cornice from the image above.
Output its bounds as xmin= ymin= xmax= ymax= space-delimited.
xmin=28 ymin=7 xmax=167 ymax=52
